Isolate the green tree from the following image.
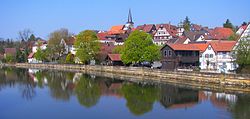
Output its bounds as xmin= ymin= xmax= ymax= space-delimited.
xmin=65 ymin=53 xmax=74 ymax=64
xmin=121 ymin=83 xmax=159 ymax=116
xmin=75 ymin=75 xmax=101 ymax=108
xmin=47 ymin=28 xmax=70 ymax=61
xmin=34 ymin=48 xmax=45 ymax=62
xmin=112 ymin=45 xmax=124 ymax=54
xmin=28 ymin=34 xmax=36 ymax=41
xmin=183 ymin=16 xmax=191 ymax=31
xmin=235 ymin=37 xmax=250 ymax=72
xmin=223 ymin=19 xmax=234 ymax=30
xmin=75 ymin=30 xmax=100 ymax=64
xmin=5 ymin=54 xmax=16 ymax=63
xmin=228 ymin=33 xmax=239 ymax=41
xmin=121 ymin=30 xmax=161 ymax=64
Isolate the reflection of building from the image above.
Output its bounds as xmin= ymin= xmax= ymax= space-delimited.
xmin=160 ymin=85 xmax=199 ymax=109
xmin=99 ymin=79 xmax=123 ymax=98
xmin=198 ymin=91 xmax=237 ymax=109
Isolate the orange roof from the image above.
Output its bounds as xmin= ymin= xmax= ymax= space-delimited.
xmin=65 ymin=36 xmax=76 ymax=45
xmin=167 ymin=44 xmax=200 ymax=51
xmin=97 ymin=32 xmax=109 ymax=40
xmin=108 ymin=25 xmax=125 ymax=35
xmin=192 ymin=43 xmax=209 ymax=52
xmin=209 ymin=41 xmax=236 ymax=52
xmin=108 ymin=54 xmax=121 ymax=61
xmin=210 ymin=27 xmax=234 ymax=40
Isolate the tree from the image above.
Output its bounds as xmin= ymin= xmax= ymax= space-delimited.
xmin=121 ymin=30 xmax=161 ymax=64
xmin=34 ymin=47 xmax=45 ymax=62
xmin=75 ymin=30 xmax=100 ymax=64
xmin=242 ymin=22 xmax=248 ymax=26
xmin=183 ymin=16 xmax=191 ymax=31
xmin=223 ymin=19 xmax=234 ymax=30
xmin=28 ymin=34 xmax=36 ymax=41
xmin=5 ymin=54 xmax=16 ymax=63
xmin=235 ymin=37 xmax=250 ymax=72
xmin=65 ymin=53 xmax=74 ymax=64
xmin=228 ymin=33 xmax=239 ymax=41
xmin=47 ymin=28 xmax=70 ymax=61
xmin=18 ymin=29 xmax=32 ymax=42
xmin=112 ymin=45 xmax=124 ymax=54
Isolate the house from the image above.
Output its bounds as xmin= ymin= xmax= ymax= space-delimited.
xmin=136 ymin=24 xmax=156 ymax=35
xmin=105 ymin=54 xmax=123 ymax=66
xmin=97 ymin=43 xmax=115 ymax=63
xmin=4 ymin=48 xmax=16 ymax=58
xmin=97 ymin=32 xmax=115 ymax=44
xmin=105 ymin=10 xmax=135 ymax=45
xmin=208 ymin=27 xmax=234 ymax=40
xmin=65 ymin=36 xmax=76 ymax=55
xmin=161 ymin=44 xmax=200 ymax=70
xmin=183 ymin=31 xmax=206 ymax=43
xmin=154 ymin=24 xmax=178 ymax=45
xmin=194 ymin=41 xmax=237 ymax=73
xmin=32 ymin=39 xmax=47 ymax=53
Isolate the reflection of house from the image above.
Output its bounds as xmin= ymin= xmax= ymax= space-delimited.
xmin=161 ymin=44 xmax=200 ymax=70
xmin=160 ymin=85 xmax=199 ymax=109
xmin=198 ymin=91 xmax=237 ymax=109
xmin=106 ymin=54 xmax=123 ymax=66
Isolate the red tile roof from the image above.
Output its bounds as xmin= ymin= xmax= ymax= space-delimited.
xmin=136 ymin=24 xmax=155 ymax=33
xmin=167 ymin=44 xmax=200 ymax=51
xmin=108 ymin=54 xmax=121 ymax=61
xmin=192 ymin=43 xmax=209 ymax=52
xmin=4 ymin=48 xmax=16 ymax=55
xmin=108 ymin=25 xmax=125 ymax=35
xmin=66 ymin=36 xmax=76 ymax=45
xmin=209 ymin=41 xmax=236 ymax=52
xmin=97 ymin=32 xmax=109 ymax=40
xmin=209 ymin=27 xmax=234 ymax=40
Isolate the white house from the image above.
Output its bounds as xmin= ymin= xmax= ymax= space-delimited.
xmin=195 ymin=41 xmax=237 ymax=73
xmin=28 ymin=40 xmax=47 ymax=63
xmin=153 ymin=24 xmax=178 ymax=45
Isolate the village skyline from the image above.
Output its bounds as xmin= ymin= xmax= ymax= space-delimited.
xmin=1 ymin=0 xmax=250 ymax=39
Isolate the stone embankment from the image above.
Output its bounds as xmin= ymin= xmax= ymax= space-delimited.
xmin=2 ymin=63 xmax=250 ymax=93
xmin=11 ymin=63 xmax=250 ymax=88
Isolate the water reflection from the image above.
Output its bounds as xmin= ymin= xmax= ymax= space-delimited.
xmin=0 ymin=67 xmax=250 ymax=118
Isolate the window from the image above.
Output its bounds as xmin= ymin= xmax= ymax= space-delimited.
xmin=205 ymin=54 xmax=209 ymax=58
xmin=208 ymin=47 xmax=211 ymax=50
xmin=210 ymin=54 xmax=213 ymax=58
xmin=164 ymin=50 xmax=168 ymax=57
xmin=168 ymin=50 xmax=172 ymax=56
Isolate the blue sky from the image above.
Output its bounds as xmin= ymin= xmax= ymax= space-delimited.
xmin=0 ymin=0 xmax=250 ymax=39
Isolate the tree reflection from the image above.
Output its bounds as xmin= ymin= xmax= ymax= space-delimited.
xmin=230 ymin=95 xmax=250 ymax=119
xmin=121 ymin=83 xmax=159 ymax=116
xmin=46 ymin=71 xmax=73 ymax=101
xmin=75 ymin=75 xmax=101 ymax=108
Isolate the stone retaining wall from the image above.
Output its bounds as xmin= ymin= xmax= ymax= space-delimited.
xmin=11 ymin=63 xmax=250 ymax=87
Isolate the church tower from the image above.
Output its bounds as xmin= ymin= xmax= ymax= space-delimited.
xmin=123 ymin=9 xmax=134 ymax=30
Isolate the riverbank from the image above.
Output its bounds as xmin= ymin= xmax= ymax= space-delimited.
xmin=2 ymin=63 xmax=250 ymax=92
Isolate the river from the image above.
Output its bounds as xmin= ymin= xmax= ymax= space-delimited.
xmin=0 ymin=67 xmax=249 ymax=119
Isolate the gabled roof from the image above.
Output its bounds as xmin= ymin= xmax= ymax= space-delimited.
xmin=209 ymin=27 xmax=234 ymax=40
xmin=136 ymin=24 xmax=156 ymax=33
xmin=97 ymin=32 xmax=109 ymax=40
xmin=163 ymin=44 xmax=200 ymax=51
xmin=155 ymin=24 xmax=178 ymax=37
xmin=107 ymin=54 xmax=121 ymax=61
xmin=108 ymin=25 xmax=125 ymax=35
xmin=209 ymin=41 xmax=236 ymax=52
xmin=65 ymin=36 xmax=76 ymax=45
xmin=192 ymin=43 xmax=209 ymax=52
xmin=4 ymin=48 xmax=16 ymax=55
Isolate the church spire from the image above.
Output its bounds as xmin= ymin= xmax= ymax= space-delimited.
xmin=127 ymin=9 xmax=134 ymax=24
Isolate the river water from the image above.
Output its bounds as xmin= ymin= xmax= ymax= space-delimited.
xmin=0 ymin=67 xmax=249 ymax=119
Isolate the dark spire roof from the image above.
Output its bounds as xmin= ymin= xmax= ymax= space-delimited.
xmin=127 ymin=9 xmax=134 ymax=24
